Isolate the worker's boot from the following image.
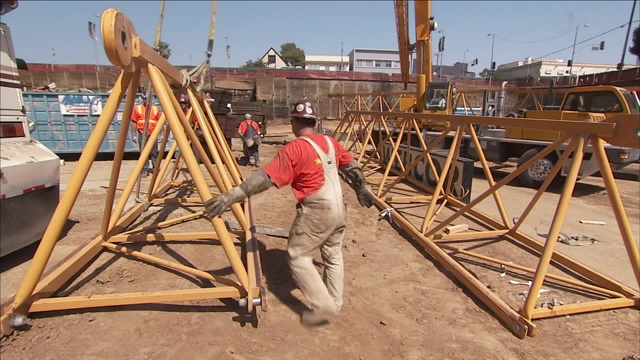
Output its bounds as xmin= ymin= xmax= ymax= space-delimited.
xmin=300 ymin=310 xmax=330 ymax=327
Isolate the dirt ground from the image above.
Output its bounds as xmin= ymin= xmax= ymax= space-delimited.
xmin=1 ymin=121 xmax=639 ymax=360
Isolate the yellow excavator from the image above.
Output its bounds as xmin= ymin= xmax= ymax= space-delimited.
xmin=395 ymin=0 xmax=455 ymax=116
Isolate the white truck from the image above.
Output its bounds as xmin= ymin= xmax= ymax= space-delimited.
xmin=0 ymin=2 xmax=60 ymax=257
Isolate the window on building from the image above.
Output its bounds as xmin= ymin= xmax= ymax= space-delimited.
xmin=268 ymin=54 xmax=276 ymax=64
xmin=392 ymin=61 xmax=400 ymax=68
xmin=356 ymin=59 xmax=374 ymax=67
xmin=376 ymin=60 xmax=392 ymax=68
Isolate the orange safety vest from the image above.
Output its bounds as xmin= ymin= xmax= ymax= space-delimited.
xmin=132 ymin=104 xmax=160 ymax=134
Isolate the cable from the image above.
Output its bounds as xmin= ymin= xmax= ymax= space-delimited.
xmin=495 ymin=19 xmax=590 ymax=44
xmin=495 ymin=32 xmax=572 ymax=44
xmin=536 ymin=20 xmax=639 ymax=59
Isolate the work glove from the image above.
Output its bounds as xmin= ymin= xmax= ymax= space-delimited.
xmin=204 ymin=171 xmax=274 ymax=218
xmin=204 ymin=192 xmax=235 ymax=218
xmin=356 ymin=187 xmax=376 ymax=208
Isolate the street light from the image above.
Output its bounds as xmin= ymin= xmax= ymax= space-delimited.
xmin=47 ymin=47 xmax=55 ymax=85
xmin=340 ymin=40 xmax=344 ymax=71
xmin=487 ymin=33 xmax=495 ymax=85
xmin=570 ymin=24 xmax=590 ymax=85
xmin=92 ymin=13 xmax=101 ymax=91
xmin=225 ymin=36 xmax=230 ymax=77
xmin=462 ymin=49 xmax=469 ymax=76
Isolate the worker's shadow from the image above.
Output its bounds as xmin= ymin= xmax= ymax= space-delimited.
xmin=258 ymin=241 xmax=308 ymax=316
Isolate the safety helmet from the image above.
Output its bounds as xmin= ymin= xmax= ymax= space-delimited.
xmin=244 ymin=113 xmax=252 ymax=120
xmin=290 ymin=100 xmax=317 ymax=120
xmin=178 ymin=94 xmax=188 ymax=104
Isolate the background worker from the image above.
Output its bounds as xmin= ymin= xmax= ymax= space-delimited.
xmin=205 ymin=100 xmax=375 ymax=327
xmin=178 ymin=94 xmax=190 ymax=114
xmin=131 ymin=92 xmax=162 ymax=177
xmin=238 ymin=113 xmax=261 ymax=167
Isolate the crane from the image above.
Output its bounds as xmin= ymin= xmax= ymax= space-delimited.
xmin=394 ymin=0 xmax=455 ymax=117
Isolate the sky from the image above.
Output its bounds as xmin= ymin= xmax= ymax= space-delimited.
xmin=3 ymin=0 xmax=639 ymax=73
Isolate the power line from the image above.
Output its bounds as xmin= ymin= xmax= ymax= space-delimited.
xmin=495 ymin=21 xmax=586 ymax=44
xmin=536 ymin=20 xmax=639 ymax=59
xmin=496 ymin=32 xmax=571 ymax=44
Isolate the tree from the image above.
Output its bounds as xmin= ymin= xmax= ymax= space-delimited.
xmin=241 ymin=58 xmax=267 ymax=69
xmin=157 ymin=41 xmax=171 ymax=59
xmin=630 ymin=26 xmax=640 ymax=58
xmin=280 ymin=43 xmax=305 ymax=67
xmin=479 ymin=68 xmax=492 ymax=79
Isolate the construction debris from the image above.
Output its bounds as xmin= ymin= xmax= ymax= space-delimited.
xmin=535 ymin=228 xmax=598 ymax=246
xmin=226 ymin=220 xmax=289 ymax=239
xmin=444 ymin=223 xmax=469 ymax=234
xmin=579 ymin=220 xmax=606 ymax=225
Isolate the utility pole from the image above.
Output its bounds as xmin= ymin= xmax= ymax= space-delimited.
xmin=462 ymin=49 xmax=469 ymax=76
xmin=487 ymin=33 xmax=495 ymax=86
xmin=136 ymin=0 xmax=165 ymax=198
xmin=618 ymin=0 xmax=637 ymax=76
xmin=207 ymin=0 xmax=218 ymax=90
xmin=570 ymin=24 xmax=589 ymax=85
xmin=340 ymin=40 xmax=344 ymax=71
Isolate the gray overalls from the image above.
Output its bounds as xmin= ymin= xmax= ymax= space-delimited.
xmin=287 ymin=135 xmax=347 ymax=316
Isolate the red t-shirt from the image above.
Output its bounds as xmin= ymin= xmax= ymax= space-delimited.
xmin=263 ymin=133 xmax=353 ymax=202
xmin=238 ymin=119 xmax=261 ymax=136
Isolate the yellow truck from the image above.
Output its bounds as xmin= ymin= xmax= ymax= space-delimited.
xmin=452 ymin=85 xmax=640 ymax=188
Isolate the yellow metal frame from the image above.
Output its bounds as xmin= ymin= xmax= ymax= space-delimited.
xmin=334 ymin=109 xmax=640 ymax=338
xmin=0 ymin=9 xmax=265 ymax=336
xmin=327 ymin=91 xmax=410 ymax=121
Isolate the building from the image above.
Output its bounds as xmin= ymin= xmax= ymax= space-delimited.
xmin=304 ymin=55 xmax=349 ymax=71
xmin=494 ymin=57 xmax=631 ymax=83
xmin=259 ymin=47 xmax=288 ymax=69
xmin=348 ymin=48 xmax=406 ymax=74
xmin=431 ymin=61 xmax=477 ymax=78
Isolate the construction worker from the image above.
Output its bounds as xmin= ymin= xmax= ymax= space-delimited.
xmin=205 ymin=100 xmax=375 ymax=327
xmin=178 ymin=94 xmax=190 ymax=113
xmin=131 ymin=92 xmax=162 ymax=177
xmin=238 ymin=113 xmax=261 ymax=167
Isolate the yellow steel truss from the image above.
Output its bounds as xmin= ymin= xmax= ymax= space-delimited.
xmin=0 ymin=8 xmax=265 ymax=336
xmin=334 ymin=109 xmax=640 ymax=338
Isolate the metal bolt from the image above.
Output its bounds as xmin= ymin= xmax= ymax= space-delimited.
xmin=238 ymin=297 xmax=261 ymax=307
xmin=9 ymin=315 xmax=28 ymax=328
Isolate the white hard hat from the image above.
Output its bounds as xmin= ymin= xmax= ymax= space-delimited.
xmin=244 ymin=114 xmax=252 ymax=119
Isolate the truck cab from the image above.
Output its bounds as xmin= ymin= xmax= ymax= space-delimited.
xmin=507 ymin=85 xmax=640 ymax=142
xmin=424 ymin=81 xmax=454 ymax=113
xmin=484 ymin=85 xmax=640 ymax=188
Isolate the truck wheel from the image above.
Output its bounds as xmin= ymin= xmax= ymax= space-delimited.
xmin=517 ymin=148 xmax=557 ymax=188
